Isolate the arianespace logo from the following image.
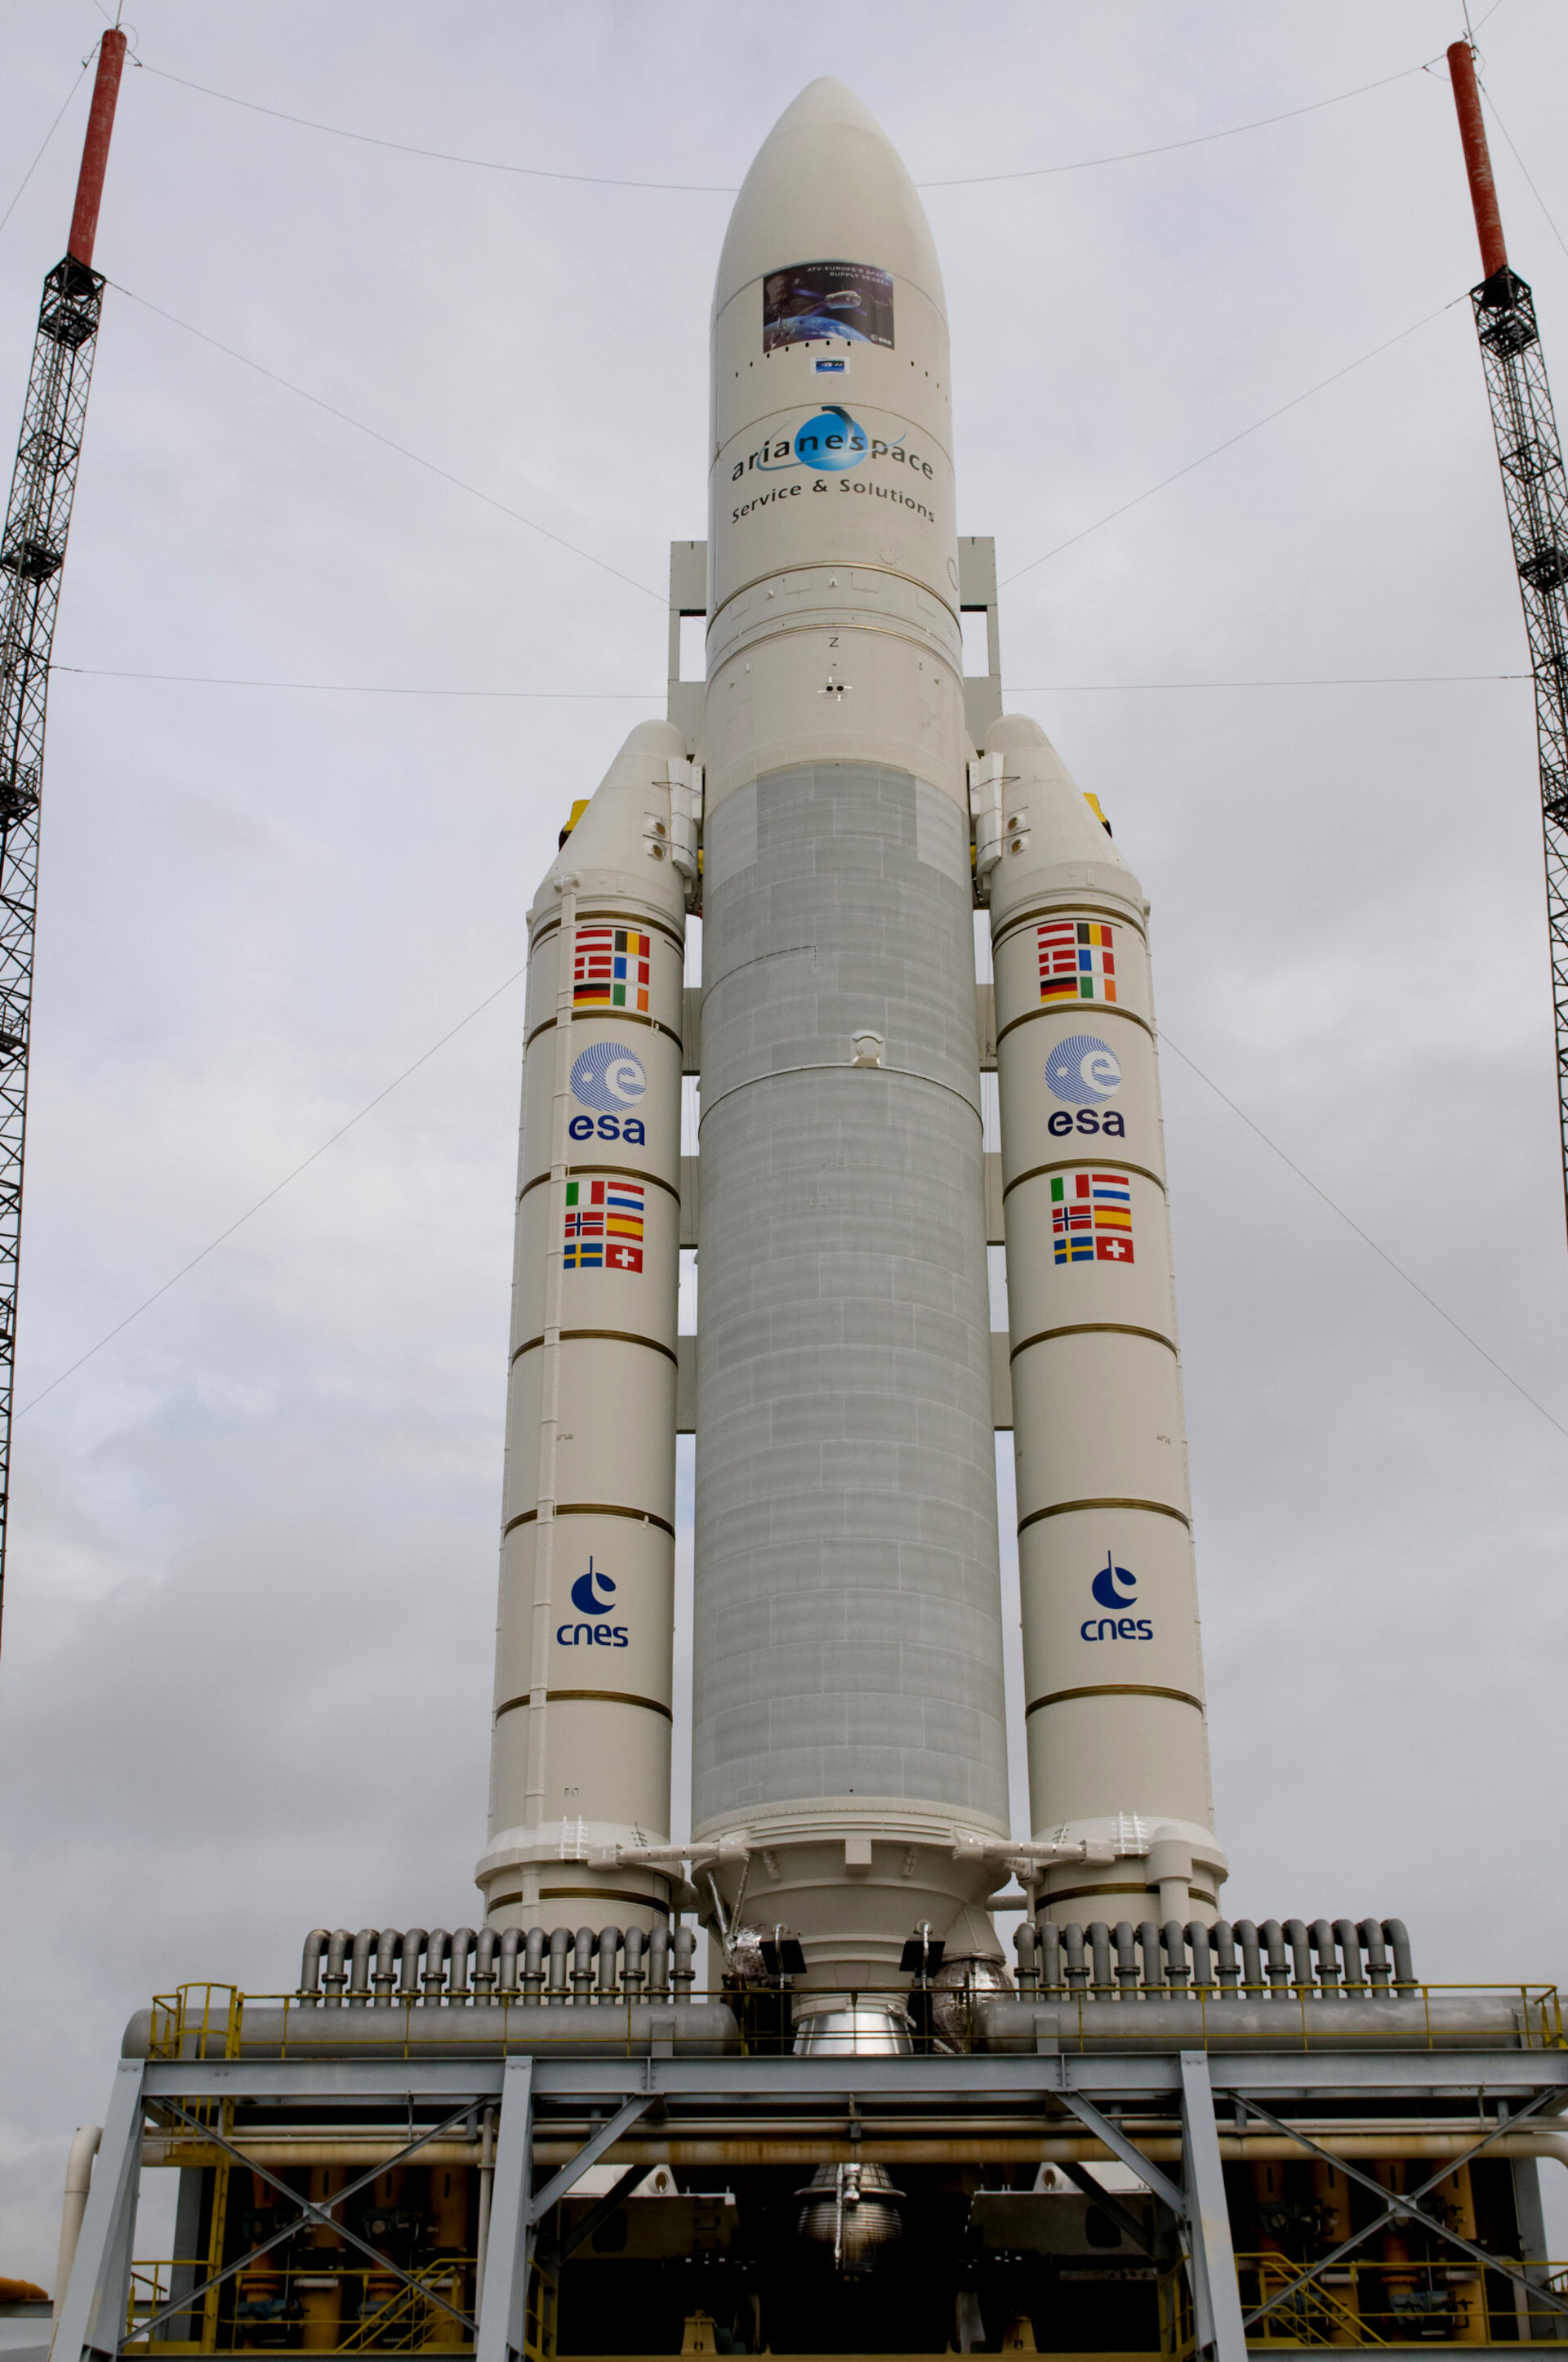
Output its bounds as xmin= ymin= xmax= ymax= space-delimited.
xmin=1081 ymin=1549 xmax=1152 ymax=1643
xmin=795 ymin=406 xmax=866 ymax=472
xmin=740 ymin=405 xmax=866 ymax=475
xmin=730 ymin=410 xmax=938 ymax=524
xmin=557 ymin=1555 xmax=628 ymax=1650
xmin=569 ymin=1041 xmax=647 ymax=1143
xmin=1046 ymin=1032 xmax=1125 ymax=1139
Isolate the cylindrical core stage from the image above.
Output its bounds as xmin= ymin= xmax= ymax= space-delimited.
xmin=692 ymin=78 xmax=1013 ymax=1978
xmin=693 ymin=757 xmax=1010 ymax=1975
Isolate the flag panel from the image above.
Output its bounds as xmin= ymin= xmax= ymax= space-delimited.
xmin=572 ymin=925 xmax=651 ymax=1012
xmin=1050 ymin=1167 xmax=1137 ymax=1266
xmin=1037 ymin=916 xmax=1119 ymax=1005
xmin=563 ymin=1177 xmax=645 ymax=1266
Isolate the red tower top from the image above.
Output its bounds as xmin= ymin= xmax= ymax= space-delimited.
xmin=1446 ymin=38 xmax=1508 ymax=282
xmin=67 ymin=29 xmax=127 ymax=268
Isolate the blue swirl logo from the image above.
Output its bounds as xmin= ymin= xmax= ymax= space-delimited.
xmin=794 ymin=406 xmax=867 ymax=473
xmin=570 ymin=1559 xmax=617 ymax=1616
xmin=571 ymin=1040 xmax=647 ymax=1112
xmin=1090 ymin=1550 xmax=1137 ymax=1610
xmin=1046 ymin=1033 xmax=1121 ymax=1107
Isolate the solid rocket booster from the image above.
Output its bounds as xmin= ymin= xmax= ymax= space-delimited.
xmin=475 ymin=723 xmax=696 ymax=1932
xmin=690 ymin=82 xmax=1011 ymax=1987
xmin=977 ymin=719 xmax=1226 ymax=1925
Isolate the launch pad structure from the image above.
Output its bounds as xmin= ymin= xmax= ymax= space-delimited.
xmin=40 ymin=60 xmax=1568 ymax=2362
xmin=48 ymin=1963 xmax=1568 ymax=2362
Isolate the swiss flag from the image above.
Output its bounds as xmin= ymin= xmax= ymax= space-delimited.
xmin=607 ymin=1245 xmax=644 ymax=1272
xmin=1095 ymin=1237 xmax=1134 ymax=1263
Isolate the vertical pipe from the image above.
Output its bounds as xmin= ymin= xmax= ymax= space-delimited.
xmin=1309 ymin=2160 xmax=1358 ymax=2345
xmin=49 ymin=2127 xmax=101 ymax=2324
xmin=66 ymin=31 xmax=127 ymax=269
xmin=1447 ymin=42 xmax=1509 ymax=281
xmin=1509 ymin=2158 xmax=1561 ymax=2343
xmin=296 ymin=2168 xmax=345 ymax=2351
xmin=474 ymin=2108 xmax=496 ymax=2320
xmin=525 ymin=885 xmax=580 ymax=1843
xmin=1437 ymin=2167 xmax=1486 ymax=2344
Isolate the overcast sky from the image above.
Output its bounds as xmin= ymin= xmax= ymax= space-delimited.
xmin=2 ymin=0 xmax=1567 ymax=2286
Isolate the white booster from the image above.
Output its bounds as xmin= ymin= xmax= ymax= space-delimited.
xmin=980 ymin=716 xmax=1227 ymax=1927
xmin=476 ymin=721 xmax=696 ymax=1934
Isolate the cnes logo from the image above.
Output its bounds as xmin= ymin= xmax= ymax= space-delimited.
xmin=556 ymin=1556 xmax=628 ymax=1650
xmin=1080 ymin=1549 xmax=1152 ymax=1642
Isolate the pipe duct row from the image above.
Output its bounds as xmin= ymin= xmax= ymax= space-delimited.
xmin=1018 ymin=1914 xmax=1415 ymax=1999
xmin=296 ymin=1923 xmax=697 ymax=2006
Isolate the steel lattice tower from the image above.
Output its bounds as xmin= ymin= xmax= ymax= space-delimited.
xmin=1449 ymin=41 xmax=1568 ymax=1240
xmin=0 ymin=30 xmax=126 ymax=1642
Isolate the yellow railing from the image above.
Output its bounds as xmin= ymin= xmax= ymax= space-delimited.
xmin=337 ymin=2256 xmax=475 ymax=2353
xmin=1237 ymin=2252 xmax=1568 ymax=2346
xmin=137 ymin=1980 xmax=1567 ymax=2060
xmin=523 ymin=2258 xmax=557 ymax=2362
xmin=125 ymin=2257 xmax=476 ymax=2355
xmin=150 ymin=1985 xmax=244 ymax=2061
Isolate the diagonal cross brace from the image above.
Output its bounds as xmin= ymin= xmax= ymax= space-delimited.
xmin=527 ymin=2095 xmax=653 ymax=2226
xmin=556 ymin=2166 xmax=646 ymax=2264
xmin=1051 ymin=2087 xmax=1188 ymax=2219
xmin=134 ymin=2098 xmax=480 ymax=2343
xmin=1056 ymin=2161 xmax=1160 ymax=2257
xmin=1227 ymin=2086 xmax=1568 ymax=2330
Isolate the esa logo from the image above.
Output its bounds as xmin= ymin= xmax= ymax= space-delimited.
xmin=556 ymin=1556 xmax=628 ymax=1649
xmin=569 ymin=1041 xmax=647 ymax=1144
xmin=1046 ymin=1032 xmax=1125 ymax=1139
xmin=1080 ymin=1549 xmax=1152 ymax=1642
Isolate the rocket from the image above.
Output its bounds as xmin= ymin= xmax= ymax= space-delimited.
xmin=477 ymin=81 xmax=1226 ymax=1998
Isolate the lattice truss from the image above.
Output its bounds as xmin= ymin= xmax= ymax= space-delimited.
xmin=1471 ymin=267 xmax=1568 ymax=1228
xmin=0 ymin=253 xmax=104 ymax=1617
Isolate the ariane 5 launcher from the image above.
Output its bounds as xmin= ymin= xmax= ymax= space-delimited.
xmin=476 ymin=78 xmax=1224 ymax=2001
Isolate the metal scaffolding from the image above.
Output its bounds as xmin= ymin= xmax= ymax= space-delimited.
xmin=0 ymin=251 xmax=105 ymax=1623
xmin=1446 ymin=39 xmax=1568 ymax=1240
xmin=0 ymin=26 xmax=125 ymax=1642
xmin=1468 ymin=263 xmax=1568 ymax=1240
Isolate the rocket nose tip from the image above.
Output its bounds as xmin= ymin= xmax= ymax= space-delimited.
xmin=717 ymin=74 xmax=940 ymax=326
xmin=767 ymin=77 xmax=889 ymax=140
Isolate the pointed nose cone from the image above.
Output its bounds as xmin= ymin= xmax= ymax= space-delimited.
xmin=715 ymin=78 xmax=944 ymax=320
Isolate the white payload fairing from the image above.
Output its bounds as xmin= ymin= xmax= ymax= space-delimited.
xmin=477 ymin=78 xmax=1227 ymax=1993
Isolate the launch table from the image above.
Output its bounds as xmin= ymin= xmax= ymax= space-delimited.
xmin=53 ymin=2012 xmax=1568 ymax=2362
